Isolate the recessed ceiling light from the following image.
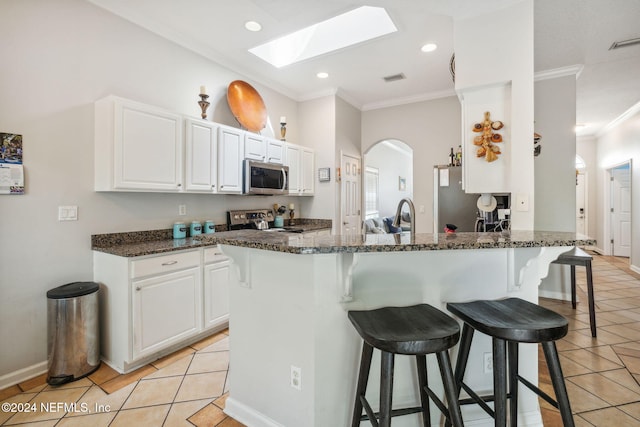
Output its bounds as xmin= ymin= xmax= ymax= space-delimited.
xmin=317 ymin=72 xmax=329 ymax=79
xmin=245 ymin=21 xmax=262 ymax=32
xmin=249 ymin=6 xmax=397 ymax=68
xmin=421 ymin=43 xmax=438 ymax=52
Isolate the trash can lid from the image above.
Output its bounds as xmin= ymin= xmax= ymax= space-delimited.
xmin=47 ymin=282 xmax=99 ymax=299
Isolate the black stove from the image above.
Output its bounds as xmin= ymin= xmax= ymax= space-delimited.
xmin=227 ymin=209 xmax=274 ymax=230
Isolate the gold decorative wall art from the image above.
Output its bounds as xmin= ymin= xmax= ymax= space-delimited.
xmin=472 ymin=111 xmax=504 ymax=162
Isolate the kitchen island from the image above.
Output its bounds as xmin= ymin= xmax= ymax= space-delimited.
xmin=193 ymin=231 xmax=595 ymax=427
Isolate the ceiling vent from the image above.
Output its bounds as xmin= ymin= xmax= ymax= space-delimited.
xmin=383 ymin=73 xmax=406 ymax=83
xmin=609 ymin=37 xmax=640 ymax=50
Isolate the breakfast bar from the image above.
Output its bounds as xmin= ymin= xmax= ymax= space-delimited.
xmin=194 ymin=231 xmax=595 ymax=427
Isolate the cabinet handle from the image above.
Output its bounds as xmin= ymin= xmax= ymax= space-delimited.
xmin=135 ymin=286 xmax=141 ymax=291
xmin=161 ymin=260 xmax=178 ymax=266
xmin=177 ymin=183 xmax=182 ymax=187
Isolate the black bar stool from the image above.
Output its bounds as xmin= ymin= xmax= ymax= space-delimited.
xmin=552 ymin=247 xmax=596 ymax=337
xmin=348 ymin=304 xmax=464 ymax=427
xmin=446 ymin=298 xmax=574 ymax=427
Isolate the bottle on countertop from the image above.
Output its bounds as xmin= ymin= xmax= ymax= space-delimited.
xmin=190 ymin=221 xmax=202 ymax=236
xmin=204 ymin=220 xmax=215 ymax=234
xmin=455 ymin=145 xmax=462 ymax=166
xmin=449 ymin=147 xmax=455 ymax=167
xmin=173 ymin=222 xmax=187 ymax=239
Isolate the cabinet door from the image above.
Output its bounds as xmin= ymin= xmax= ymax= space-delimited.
xmin=185 ymin=118 xmax=217 ymax=192
xmin=217 ymin=126 xmax=244 ymax=193
xmin=301 ymin=147 xmax=315 ymax=195
xmin=244 ymin=133 xmax=266 ymax=162
xmin=285 ymin=143 xmax=301 ymax=194
xmin=113 ymin=99 xmax=183 ymax=191
xmin=265 ymin=138 xmax=284 ymax=164
xmin=132 ymin=267 xmax=201 ymax=359
xmin=203 ymin=261 xmax=230 ymax=330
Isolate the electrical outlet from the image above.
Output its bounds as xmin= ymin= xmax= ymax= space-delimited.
xmin=483 ymin=352 xmax=493 ymax=373
xmin=290 ymin=365 xmax=302 ymax=390
xmin=178 ymin=204 xmax=187 ymax=216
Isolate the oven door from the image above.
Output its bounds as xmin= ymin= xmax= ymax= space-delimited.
xmin=243 ymin=160 xmax=289 ymax=195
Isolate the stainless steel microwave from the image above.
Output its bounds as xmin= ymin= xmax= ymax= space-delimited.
xmin=243 ymin=160 xmax=289 ymax=195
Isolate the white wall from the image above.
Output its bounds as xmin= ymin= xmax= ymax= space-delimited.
xmin=364 ymin=142 xmax=413 ymax=218
xmin=0 ymin=0 xmax=305 ymax=381
xmin=595 ymin=109 xmax=640 ymax=270
xmin=534 ymin=75 xmax=577 ymax=232
xmin=361 ymin=96 xmax=462 ymax=233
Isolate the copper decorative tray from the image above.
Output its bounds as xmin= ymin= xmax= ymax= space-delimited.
xmin=227 ymin=80 xmax=267 ymax=132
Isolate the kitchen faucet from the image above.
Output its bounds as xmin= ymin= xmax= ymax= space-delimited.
xmin=393 ymin=197 xmax=415 ymax=236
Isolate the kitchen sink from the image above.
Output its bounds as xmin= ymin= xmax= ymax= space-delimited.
xmin=261 ymin=227 xmax=304 ymax=233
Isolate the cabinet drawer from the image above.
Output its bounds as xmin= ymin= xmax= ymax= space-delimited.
xmin=204 ymin=246 xmax=229 ymax=264
xmin=130 ymin=250 xmax=200 ymax=279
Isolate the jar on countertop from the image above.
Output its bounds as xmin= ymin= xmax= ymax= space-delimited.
xmin=190 ymin=221 xmax=202 ymax=236
xmin=173 ymin=222 xmax=187 ymax=239
xmin=204 ymin=220 xmax=215 ymax=234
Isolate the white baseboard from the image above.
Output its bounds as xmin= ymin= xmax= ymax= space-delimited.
xmin=0 ymin=361 xmax=47 ymax=390
xmin=591 ymin=246 xmax=605 ymax=255
xmin=539 ymin=289 xmax=571 ymax=301
xmin=631 ymin=264 xmax=640 ymax=275
xmin=224 ymin=397 xmax=284 ymax=427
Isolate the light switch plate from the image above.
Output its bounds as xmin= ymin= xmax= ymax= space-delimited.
xmin=58 ymin=205 xmax=78 ymax=221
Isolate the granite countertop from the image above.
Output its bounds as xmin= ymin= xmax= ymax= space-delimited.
xmin=92 ymin=227 xmax=596 ymax=257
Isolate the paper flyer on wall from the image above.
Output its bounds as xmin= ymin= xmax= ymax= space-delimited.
xmin=1 ymin=133 xmax=24 ymax=194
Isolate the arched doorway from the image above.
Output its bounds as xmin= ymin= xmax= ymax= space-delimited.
xmin=363 ymin=139 xmax=413 ymax=222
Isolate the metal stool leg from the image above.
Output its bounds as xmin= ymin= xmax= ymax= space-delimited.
xmin=507 ymin=342 xmax=518 ymax=427
xmin=493 ymin=338 xmax=507 ymax=427
xmin=351 ymin=343 xmax=374 ymax=427
xmin=570 ymin=265 xmax=577 ymax=309
xmin=586 ymin=260 xmax=597 ymax=337
xmin=542 ymin=341 xmax=575 ymax=427
xmin=416 ymin=355 xmax=431 ymax=427
xmin=380 ymin=351 xmax=395 ymax=427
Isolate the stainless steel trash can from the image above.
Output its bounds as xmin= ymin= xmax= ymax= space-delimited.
xmin=47 ymin=281 xmax=100 ymax=385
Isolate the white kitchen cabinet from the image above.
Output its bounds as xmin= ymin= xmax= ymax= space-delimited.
xmin=217 ymin=125 xmax=244 ymax=193
xmin=95 ymin=249 xmax=221 ymax=373
xmin=244 ymin=133 xmax=266 ymax=162
xmin=301 ymin=147 xmax=315 ymax=195
xmin=185 ymin=118 xmax=218 ymax=193
xmin=284 ymin=142 xmax=315 ymax=195
xmin=265 ymin=138 xmax=284 ymax=164
xmin=132 ymin=266 xmax=201 ymax=359
xmin=203 ymin=247 xmax=231 ymax=330
xmin=95 ymin=95 xmax=183 ymax=192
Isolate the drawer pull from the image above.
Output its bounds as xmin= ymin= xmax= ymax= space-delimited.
xmin=161 ymin=260 xmax=179 ymax=266
xmin=135 ymin=286 xmax=141 ymax=291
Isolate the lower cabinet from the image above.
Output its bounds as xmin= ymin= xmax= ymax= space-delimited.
xmin=132 ymin=266 xmax=201 ymax=360
xmin=203 ymin=247 xmax=231 ymax=330
xmin=95 ymin=247 xmax=230 ymax=373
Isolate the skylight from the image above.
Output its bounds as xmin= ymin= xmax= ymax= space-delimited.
xmin=248 ymin=6 xmax=397 ymax=68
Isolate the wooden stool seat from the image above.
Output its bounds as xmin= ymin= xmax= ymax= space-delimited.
xmin=348 ymin=304 xmax=464 ymax=427
xmin=446 ymin=298 xmax=574 ymax=427
xmin=552 ymin=247 xmax=597 ymax=337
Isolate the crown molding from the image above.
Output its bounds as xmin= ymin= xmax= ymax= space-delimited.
xmin=596 ymin=100 xmax=640 ymax=137
xmin=534 ymin=64 xmax=584 ymax=82
xmin=361 ymin=88 xmax=457 ymax=112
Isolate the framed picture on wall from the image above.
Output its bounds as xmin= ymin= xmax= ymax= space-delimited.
xmin=398 ymin=176 xmax=406 ymax=191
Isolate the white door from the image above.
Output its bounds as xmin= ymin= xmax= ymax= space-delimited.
xmin=611 ymin=166 xmax=631 ymax=257
xmin=576 ymin=172 xmax=587 ymax=235
xmin=203 ymin=261 xmax=230 ymax=330
xmin=341 ymin=153 xmax=361 ymax=235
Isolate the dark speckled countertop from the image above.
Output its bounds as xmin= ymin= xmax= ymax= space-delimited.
xmin=92 ymin=225 xmax=595 ymax=257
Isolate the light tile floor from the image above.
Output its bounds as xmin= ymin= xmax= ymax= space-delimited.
xmin=1 ymin=253 xmax=639 ymax=426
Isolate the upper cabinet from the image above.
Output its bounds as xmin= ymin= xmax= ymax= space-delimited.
xmin=244 ymin=133 xmax=266 ymax=162
xmin=95 ymin=96 xmax=183 ymax=192
xmin=185 ymin=118 xmax=218 ymax=193
xmin=285 ymin=142 xmax=314 ymax=196
xmin=265 ymin=138 xmax=284 ymax=164
xmin=217 ymin=125 xmax=244 ymax=194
